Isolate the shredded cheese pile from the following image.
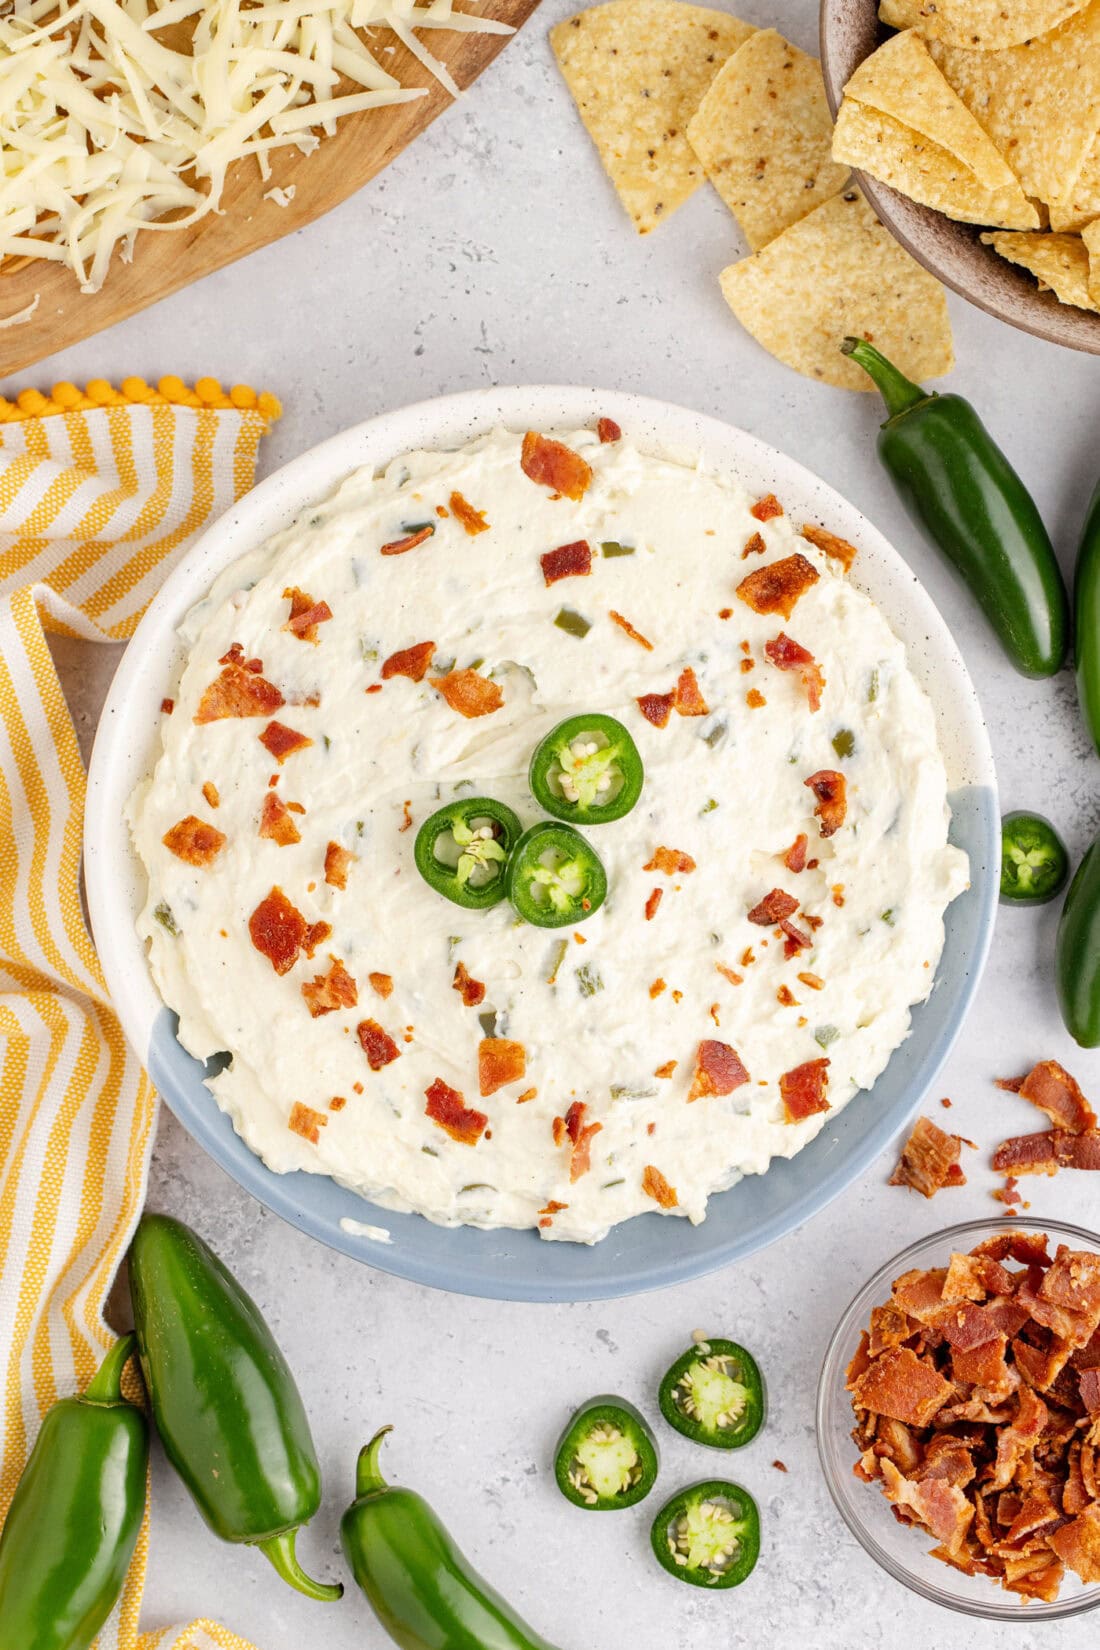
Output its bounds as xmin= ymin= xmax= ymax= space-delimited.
xmin=0 ymin=0 xmax=512 ymax=292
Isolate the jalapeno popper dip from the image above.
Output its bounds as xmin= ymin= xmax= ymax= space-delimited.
xmin=129 ymin=423 xmax=969 ymax=1244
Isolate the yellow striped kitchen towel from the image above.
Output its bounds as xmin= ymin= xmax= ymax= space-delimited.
xmin=0 ymin=375 xmax=279 ymax=1650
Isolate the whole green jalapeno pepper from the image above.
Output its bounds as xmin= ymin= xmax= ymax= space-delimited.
xmin=128 ymin=1212 xmax=341 ymax=1602
xmin=340 ymin=1427 xmax=563 ymax=1649
xmin=1056 ymin=832 xmax=1100 ymax=1048
xmin=1074 ymin=476 xmax=1100 ymax=757
xmin=0 ymin=1334 xmax=148 ymax=1650
xmin=842 ymin=338 xmax=1068 ymax=679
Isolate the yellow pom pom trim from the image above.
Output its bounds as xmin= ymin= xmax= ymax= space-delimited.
xmin=0 ymin=377 xmax=282 ymax=424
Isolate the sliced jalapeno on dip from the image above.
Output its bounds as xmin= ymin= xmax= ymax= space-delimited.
xmin=506 ymin=822 xmax=607 ymax=927
xmin=414 ymin=799 xmax=523 ymax=910
xmin=529 ymin=714 xmax=644 ymax=825
xmin=1000 ymin=810 xmax=1069 ymax=905
xmin=658 ymin=1337 xmax=765 ymax=1449
xmin=554 ymin=1396 xmax=659 ymax=1511
xmin=650 ymin=1480 xmax=760 ymax=1589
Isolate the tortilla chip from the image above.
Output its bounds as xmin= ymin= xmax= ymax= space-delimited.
xmin=832 ymin=101 xmax=1040 ymax=228
xmin=550 ymin=1 xmax=755 ymax=234
xmin=1083 ymin=217 xmax=1100 ymax=300
xmin=880 ymin=0 xmax=1092 ymax=49
xmin=720 ymin=189 xmax=954 ymax=390
xmin=686 ymin=29 xmax=850 ymax=249
xmin=843 ymin=31 xmax=1026 ymax=194
xmin=982 ymin=229 xmax=1100 ymax=309
xmin=929 ymin=5 xmax=1100 ymax=209
xmin=1050 ymin=134 xmax=1100 ymax=228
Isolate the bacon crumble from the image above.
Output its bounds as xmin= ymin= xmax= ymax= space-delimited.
xmin=674 ymin=666 xmax=709 ymax=716
xmin=644 ymin=846 xmax=696 ymax=876
xmin=805 ymin=769 xmax=847 ymax=836
xmin=380 ymin=524 xmax=435 ymax=556
xmin=764 ymin=632 xmax=825 ymax=712
xmin=890 ymin=1116 xmax=970 ymax=1198
xmin=747 ymin=887 xmax=798 ymax=926
xmin=742 ymin=531 xmax=767 ymax=558
xmin=479 ymin=1037 xmax=526 ymax=1097
xmin=687 ymin=1039 xmax=749 ymax=1102
xmin=301 ymin=957 xmax=358 ymax=1018
xmin=201 ymin=781 xmax=220 ymax=809
xmin=564 ymin=1099 xmax=602 ymax=1181
xmin=259 ymin=721 xmax=313 ymax=763
xmin=520 ymin=431 xmax=592 ymax=501
xmin=259 ymin=792 xmax=301 ymax=846
xmin=449 ymin=490 xmax=489 ymax=535
xmin=780 ymin=1058 xmax=830 ymax=1123
xmin=644 ymin=888 xmax=663 ymax=921
xmin=283 ymin=585 xmax=333 ymax=643
xmin=431 ymin=669 xmax=504 ymax=718
xmin=636 ymin=691 xmax=674 ymax=728
xmin=162 ymin=815 xmax=226 ymax=867
xmin=783 ymin=833 xmax=809 ymax=873
xmin=368 ymin=971 xmax=394 ymax=998
xmin=608 ymin=609 xmax=653 ymax=650
xmin=452 ymin=961 xmax=486 ymax=1007
xmin=641 ymin=1165 xmax=677 ymax=1208
xmin=288 ymin=1102 xmax=327 ymax=1145
xmin=736 ymin=553 xmax=819 ymax=618
xmin=425 ymin=1077 xmax=487 ymax=1145
xmin=541 ymin=539 xmax=593 ymax=585
xmin=751 ymin=493 xmax=784 ymax=522
xmin=1001 ymin=1059 xmax=1096 ymax=1134
xmin=248 ymin=887 xmax=307 ymax=974
xmin=597 ymin=417 xmax=622 ymax=443
xmin=746 ymin=688 xmax=766 ymax=708
xmin=324 ymin=841 xmax=355 ymax=890
xmin=194 ymin=661 xmax=284 ymax=724
xmin=381 ymin=640 xmax=436 ymax=682
xmin=357 ymin=1018 xmax=401 ymax=1070
xmin=801 ymin=522 xmax=858 ymax=571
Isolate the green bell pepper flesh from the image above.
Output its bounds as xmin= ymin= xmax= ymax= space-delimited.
xmin=507 ymin=822 xmax=607 ymax=927
xmin=650 ymin=1479 xmax=761 ymax=1589
xmin=128 ymin=1213 xmax=341 ymax=1602
xmin=658 ymin=1337 xmax=765 ymax=1449
xmin=553 ymin=1395 xmax=659 ymax=1510
xmin=414 ymin=799 xmax=523 ymax=910
xmin=1000 ymin=811 xmax=1069 ymax=905
xmin=0 ymin=1334 xmax=148 ymax=1650
xmin=529 ymin=713 xmax=644 ymax=825
xmin=340 ymin=1427 xmax=563 ymax=1650
xmin=1057 ymin=833 xmax=1100 ymax=1048
xmin=842 ymin=339 xmax=1068 ymax=679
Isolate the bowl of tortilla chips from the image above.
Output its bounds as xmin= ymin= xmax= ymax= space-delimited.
xmin=820 ymin=0 xmax=1100 ymax=353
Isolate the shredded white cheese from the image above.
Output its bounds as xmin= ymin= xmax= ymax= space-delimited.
xmin=0 ymin=291 xmax=41 ymax=327
xmin=0 ymin=0 xmax=512 ymax=292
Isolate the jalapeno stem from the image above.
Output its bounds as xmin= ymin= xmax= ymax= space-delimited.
xmin=355 ymin=1426 xmax=394 ymax=1498
xmin=83 ymin=1332 xmax=137 ymax=1405
xmin=258 ymin=1529 xmax=344 ymax=1601
xmin=841 ymin=337 xmax=929 ymax=420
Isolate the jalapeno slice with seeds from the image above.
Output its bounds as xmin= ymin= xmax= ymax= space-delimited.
xmin=1000 ymin=810 xmax=1069 ymax=905
xmin=658 ymin=1337 xmax=765 ymax=1449
xmin=650 ymin=1480 xmax=760 ymax=1588
xmin=554 ymin=1396 xmax=659 ymax=1511
xmin=507 ymin=822 xmax=607 ymax=928
xmin=529 ymin=714 xmax=643 ymax=825
xmin=414 ymin=799 xmax=523 ymax=910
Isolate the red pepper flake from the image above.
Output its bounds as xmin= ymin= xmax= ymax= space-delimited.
xmin=636 ymin=691 xmax=674 ymax=728
xmin=541 ymin=539 xmax=593 ymax=585
xmin=201 ymin=781 xmax=220 ymax=809
xmin=520 ymin=431 xmax=593 ymax=500
xmin=737 ymin=553 xmax=820 ymax=618
xmin=517 ymin=1087 xmax=537 ymax=1103
xmin=162 ymin=815 xmax=226 ymax=867
xmin=479 ymin=1037 xmax=527 ymax=1097
xmin=259 ymin=721 xmax=313 ymax=763
xmin=302 ymin=957 xmax=359 ymax=1018
xmin=641 ymin=1165 xmax=677 ymax=1208
xmin=563 ymin=1100 xmax=602 ymax=1181
xmin=798 ymin=971 xmax=825 ymax=991
xmin=288 ymin=1102 xmax=327 ymax=1145
xmin=644 ymin=888 xmax=663 ymax=921
xmin=449 ymin=490 xmax=490 ymax=535
xmin=425 ymin=1077 xmax=487 ymax=1145
xmin=742 ymin=531 xmax=767 ymax=558
xmin=282 ymin=585 xmax=333 ymax=644
xmin=716 ymin=962 xmax=744 ymax=987
xmin=194 ymin=661 xmax=285 ymax=723
xmin=780 ymin=1058 xmax=830 ymax=1123
xmin=776 ymin=985 xmax=799 ymax=1007
xmin=597 ymin=417 xmax=622 ymax=443
xmin=608 ymin=609 xmax=653 ymax=650
xmin=329 ymin=1096 xmax=347 ymax=1112
xmin=644 ymin=846 xmax=696 ymax=875
xmin=249 ymin=887 xmax=307 ymax=975
xmin=324 ymin=840 xmax=355 ymax=890
xmin=764 ymin=632 xmax=825 ymax=712
xmin=650 ymin=977 xmax=667 ymax=998
xmin=673 ymin=666 xmax=708 ymax=717
xmin=161 ymin=697 xmax=174 ymax=714
xmin=431 ymin=669 xmax=504 ymax=718
xmin=368 ymin=971 xmax=394 ymax=999
xmin=746 ymin=688 xmax=766 ymax=708
xmin=783 ymin=833 xmax=808 ymax=873
xmin=259 ymin=792 xmax=301 ymax=846
xmin=654 ymin=1060 xmax=677 ymax=1079
xmin=748 ymin=887 xmax=799 ymax=925
xmin=801 ymin=522 xmax=858 ymax=572
xmin=780 ymin=918 xmax=812 ymax=957
xmin=357 ymin=1018 xmax=401 ymax=1070
xmin=452 ymin=961 xmax=486 ymax=1007
xmin=688 ymin=1039 xmax=750 ymax=1102
xmin=380 ymin=523 xmax=435 ymax=556
xmin=806 ymin=770 xmax=848 ymax=837
xmin=751 ymin=493 xmax=784 ymax=522
xmin=381 ymin=640 xmax=436 ymax=682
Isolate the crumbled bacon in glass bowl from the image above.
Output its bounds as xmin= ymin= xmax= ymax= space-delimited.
xmin=817 ymin=1219 xmax=1100 ymax=1620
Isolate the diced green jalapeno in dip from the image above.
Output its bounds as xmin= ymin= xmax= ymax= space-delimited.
xmin=529 ymin=713 xmax=643 ymax=825
xmin=650 ymin=1480 xmax=761 ymax=1588
xmin=658 ymin=1337 xmax=765 ymax=1449
xmin=554 ymin=1396 xmax=659 ymax=1511
xmin=507 ymin=823 xmax=607 ymax=928
xmin=1000 ymin=810 xmax=1070 ymax=905
xmin=554 ymin=608 xmax=592 ymax=639
xmin=414 ymin=799 xmax=523 ymax=910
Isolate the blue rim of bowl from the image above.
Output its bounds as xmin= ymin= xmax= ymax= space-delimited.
xmin=87 ymin=385 xmax=999 ymax=1302
xmin=816 ymin=1215 xmax=1100 ymax=1621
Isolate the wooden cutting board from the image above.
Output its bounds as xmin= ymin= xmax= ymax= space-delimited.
xmin=0 ymin=0 xmax=540 ymax=380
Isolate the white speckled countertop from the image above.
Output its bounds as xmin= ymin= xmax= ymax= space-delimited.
xmin=22 ymin=0 xmax=1100 ymax=1642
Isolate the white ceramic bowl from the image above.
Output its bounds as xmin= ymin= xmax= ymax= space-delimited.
xmin=85 ymin=386 xmax=999 ymax=1301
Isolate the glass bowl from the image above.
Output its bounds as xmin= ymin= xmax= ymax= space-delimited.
xmin=817 ymin=1216 xmax=1100 ymax=1621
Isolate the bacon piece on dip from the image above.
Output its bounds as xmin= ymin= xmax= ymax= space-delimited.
xmin=751 ymin=493 xmax=784 ymax=522
xmin=644 ymin=847 xmax=696 ymax=876
xmin=431 ymin=669 xmax=504 ymax=718
xmin=780 ymin=1058 xmax=830 ymax=1123
xmin=425 ymin=1077 xmax=487 ymax=1145
xmin=687 ymin=1039 xmax=750 ymax=1101
xmin=636 ymin=691 xmax=674 ymax=728
xmin=736 ymin=553 xmax=819 ymax=619
xmin=381 ymin=641 xmax=435 ymax=682
xmin=747 ymin=888 xmax=798 ymax=926
xmin=801 ymin=522 xmax=858 ymax=571
xmin=283 ymin=585 xmax=332 ymax=643
xmin=194 ymin=662 xmax=284 ymax=723
xmin=783 ymin=833 xmax=808 ymax=873
xmin=764 ymin=632 xmax=825 ymax=712
xmin=641 ymin=1165 xmax=677 ymax=1208
xmin=324 ymin=841 xmax=355 ymax=890
xmin=520 ymin=431 xmax=592 ymax=500
xmin=541 ymin=539 xmax=593 ymax=585
xmin=259 ymin=721 xmax=313 ymax=763
xmin=259 ymin=794 xmax=301 ymax=847
xmin=302 ymin=957 xmax=358 ymax=1018
xmin=597 ymin=417 xmax=621 ymax=443
xmin=380 ymin=524 xmax=434 ymax=556
xmin=805 ymin=769 xmax=847 ymax=836
xmin=449 ymin=491 xmax=489 ymax=535
xmin=249 ymin=887 xmax=307 ymax=975
xmin=564 ymin=1100 xmax=602 ymax=1181
xmin=288 ymin=1102 xmax=327 ymax=1145
xmin=479 ymin=1037 xmax=526 ymax=1097
xmin=357 ymin=1018 xmax=401 ymax=1070
xmin=162 ymin=815 xmax=226 ymax=867
xmin=452 ymin=961 xmax=486 ymax=1007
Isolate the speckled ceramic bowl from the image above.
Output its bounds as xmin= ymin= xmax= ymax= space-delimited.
xmin=817 ymin=1217 xmax=1100 ymax=1620
xmin=85 ymin=386 xmax=998 ymax=1301
xmin=819 ymin=1 xmax=1100 ymax=355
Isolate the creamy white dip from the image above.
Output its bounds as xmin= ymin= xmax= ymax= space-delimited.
xmin=129 ymin=425 xmax=968 ymax=1244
